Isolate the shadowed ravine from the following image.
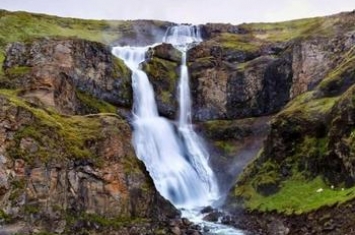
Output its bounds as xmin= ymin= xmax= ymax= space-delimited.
xmin=112 ymin=25 xmax=244 ymax=234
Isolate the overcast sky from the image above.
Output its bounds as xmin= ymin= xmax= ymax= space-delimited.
xmin=1 ymin=0 xmax=355 ymax=24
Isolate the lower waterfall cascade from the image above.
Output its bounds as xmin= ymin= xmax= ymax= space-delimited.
xmin=112 ymin=25 xmax=244 ymax=235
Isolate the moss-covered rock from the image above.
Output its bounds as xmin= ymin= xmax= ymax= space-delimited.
xmin=2 ymin=38 xmax=133 ymax=114
xmin=226 ymin=83 xmax=355 ymax=216
xmin=0 ymin=90 xmax=178 ymax=233
xmin=143 ymin=45 xmax=180 ymax=118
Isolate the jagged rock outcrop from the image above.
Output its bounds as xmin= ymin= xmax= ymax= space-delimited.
xmin=143 ymin=44 xmax=180 ymax=118
xmin=225 ymin=12 xmax=355 ymax=234
xmin=2 ymin=8 xmax=355 ymax=235
xmin=0 ymin=37 xmax=179 ymax=234
xmin=3 ymin=38 xmax=132 ymax=114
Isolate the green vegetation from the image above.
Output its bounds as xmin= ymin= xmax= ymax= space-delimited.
xmin=214 ymin=141 xmax=238 ymax=155
xmin=233 ymin=134 xmax=346 ymax=215
xmin=0 ymin=50 xmax=4 ymax=77
xmin=231 ymin=92 xmax=342 ymax=214
xmin=0 ymin=9 xmax=128 ymax=50
xmin=143 ymin=57 xmax=178 ymax=104
xmin=240 ymin=16 xmax=338 ymax=42
xmin=24 ymin=204 xmax=40 ymax=214
xmin=212 ymin=17 xmax=328 ymax=51
xmin=113 ymin=57 xmax=131 ymax=79
xmin=215 ymin=33 xmax=261 ymax=52
xmin=235 ymin=175 xmax=355 ymax=214
xmin=0 ymin=9 xmax=135 ymax=78
xmin=281 ymin=94 xmax=339 ymax=117
xmin=76 ymin=90 xmax=117 ymax=113
xmin=144 ymin=57 xmax=178 ymax=82
xmin=0 ymin=89 xmax=120 ymax=164
xmin=318 ymin=46 xmax=355 ymax=94
xmin=5 ymin=65 xmax=31 ymax=76
xmin=0 ymin=209 xmax=11 ymax=222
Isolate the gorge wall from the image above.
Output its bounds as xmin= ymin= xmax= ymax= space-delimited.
xmin=1 ymin=8 xmax=355 ymax=234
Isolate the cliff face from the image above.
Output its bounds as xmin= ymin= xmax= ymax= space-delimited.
xmin=0 ymin=36 xmax=178 ymax=234
xmin=223 ymin=11 xmax=355 ymax=235
xmin=141 ymin=12 xmax=355 ymax=201
xmin=2 ymin=8 xmax=355 ymax=235
xmin=141 ymin=10 xmax=355 ymax=233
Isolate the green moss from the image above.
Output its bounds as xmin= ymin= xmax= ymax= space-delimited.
xmin=0 ymin=89 xmax=113 ymax=164
xmin=24 ymin=204 xmax=40 ymax=214
xmin=0 ymin=10 xmax=128 ymax=50
xmin=240 ymin=16 xmax=336 ymax=42
xmin=5 ymin=66 xmax=31 ymax=76
xmin=143 ymin=57 xmax=178 ymax=106
xmin=238 ymin=176 xmax=355 ymax=215
xmin=233 ymin=131 xmax=334 ymax=214
xmin=0 ymin=209 xmax=11 ymax=222
xmin=76 ymin=90 xmax=117 ymax=113
xmin=318 ymin=47 xmax=355 ymax=94
xmin=216 ymin=33 xmax=260 ymax=52
xmin=214 ymin=141 xmax=237 ymax=154
xmin=281 ymin=95 xmax=339 ymax=117
xmin=11 ymin=178 xmax=26 ymax=190
xmin=0 ymin=51 xmax=4 ymax=77
xmin=145 ymin=57 xmax=178 ymax=81
xmin=113 ymin=57 xmax=131 ymax=79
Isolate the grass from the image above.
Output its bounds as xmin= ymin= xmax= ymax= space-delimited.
xmin=0 ymin=9 xmax=128 ymax=50
xmin=235 ymin=176 xmax=355 ymax=215
xmin=76 ymin=90 xmax=117 ymax=113
xmin=240 ymin=16 xmax=337 ymax=42
xmin=0 ymin=9 xmax=136 ymax=84
xmin=215 ymin=33 xmax=261 ymax=52
xmin=5 ymin=66 xmax=31 ymax=76
xmin=0 ymin=89 xmax=118 ymax=164
xmin=281 ymin=95 xmax=339 ymax=117
xmin=318 ymin=46 xmax=355 ymax=94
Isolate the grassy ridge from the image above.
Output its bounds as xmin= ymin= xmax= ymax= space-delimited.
xmin=0 ymin=9 xmax=127 ymax=49
xmin=234 ymin=175 xmax=355 ymax=214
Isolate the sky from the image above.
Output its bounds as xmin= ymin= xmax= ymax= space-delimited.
xmin=1 ymin=0 xmax=355 ymax=24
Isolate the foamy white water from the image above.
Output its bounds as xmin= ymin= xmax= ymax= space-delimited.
xmin=112 ymin=43 xmax=217 ymax=209
xmin=112 ymin=25 xmax=244 ymax=234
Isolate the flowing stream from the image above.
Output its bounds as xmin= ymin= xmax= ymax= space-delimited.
xmin=112 ymin=25 xmax=244 ymax=235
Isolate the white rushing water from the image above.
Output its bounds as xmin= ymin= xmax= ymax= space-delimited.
xmin=112 ymin=25 xmax=244 ymax=235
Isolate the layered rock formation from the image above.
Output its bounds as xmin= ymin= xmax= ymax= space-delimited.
xmin=0 ymin=36 xmax=178 ymax=234
xmin=2 ymin=8 xmax=355 ymax=235
xmin=141 ymin=10 xmax=355 ymax=234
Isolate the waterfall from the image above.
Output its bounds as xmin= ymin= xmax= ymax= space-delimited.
xmin=112 ymin=30 xmax=218 ymax=208
xmin=163 ymin=25 xmax=220 ymax=199
xmin=113 ymin=25 xmax=244 ymax=235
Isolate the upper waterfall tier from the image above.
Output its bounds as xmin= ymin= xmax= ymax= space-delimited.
xmin=163 ymin=25 xmax=202 ymax=51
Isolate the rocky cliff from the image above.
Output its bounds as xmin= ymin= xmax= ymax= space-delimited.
xmin=2 ymin=8 xmax=355 ymax=235
xmin=141 ymin=10 xmax=355 ymax=234
xmin=0 ymin=11 xmax=179 ymax=233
